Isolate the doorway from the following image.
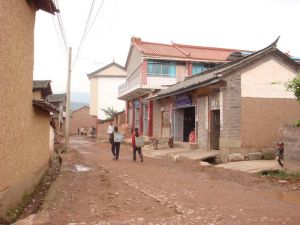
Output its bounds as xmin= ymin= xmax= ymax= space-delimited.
xmin=183 ymin=107 xmax=195 ymax=142
xmin=173 ymin=107 xmax=195 ymax=142
xmin=210 ymin=110 xmax=220 ymax=150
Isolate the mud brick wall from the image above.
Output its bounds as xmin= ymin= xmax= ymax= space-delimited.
xmin=70 ymin=106 xmax=97 ymax=135
xmin=283 ymin=126 xmax=300 ymax=172
xmin=0 ymin=1 xmax=50 ymax=219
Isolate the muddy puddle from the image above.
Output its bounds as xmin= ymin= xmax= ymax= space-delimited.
xmin=262 ymin=191 xmax=300 ymax=206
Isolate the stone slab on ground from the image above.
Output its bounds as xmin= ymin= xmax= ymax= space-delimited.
xmin=248 ymin=152 xmax=263 ymax=160
xmin=143 ymin=147 xmax=187 ymax=158
xmin=261 ymin=148 xmax=276 ymax=160
xmin=174 ymin=150 xmax=220 ymax=161
xmin=215 ymin=160 xmax=282 ymax=173
xmin=228 ymin=153 xmax=244 ymax=162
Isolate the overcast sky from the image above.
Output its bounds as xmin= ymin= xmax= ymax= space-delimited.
xmin=33 ymin=0 xmax=300 ymax=94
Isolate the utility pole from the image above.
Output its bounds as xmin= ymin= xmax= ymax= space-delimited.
xmin=65 ymin=47 xmax=72 ymax=150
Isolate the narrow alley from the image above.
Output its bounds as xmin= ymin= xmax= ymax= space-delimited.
xmin=19 ymin=136 xmax=300 ymax=225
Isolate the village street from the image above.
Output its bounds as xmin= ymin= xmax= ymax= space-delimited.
xmin=16 ymin=135 xmax=299 ymax=225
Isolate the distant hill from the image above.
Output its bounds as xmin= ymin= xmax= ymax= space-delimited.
xmin=71 ymin=92 xmax=89 ymax=103
xmin=71 ymin=102 xmax=89 ymax=111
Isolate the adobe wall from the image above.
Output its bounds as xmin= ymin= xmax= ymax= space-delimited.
xmin=96 ymin=120 xmax=112 ymax=140
xmin=70 ymin=107 xmax=97 ymax=135
xmin=282 ymin=126 xmax=300 ymax=172
xmin=0 ymin=1 xmax=51 ymax=219
xmin=241 ymin=98 xmax=300 ymax=148
xmin=240 ymin=55 xmax=300 ymax=148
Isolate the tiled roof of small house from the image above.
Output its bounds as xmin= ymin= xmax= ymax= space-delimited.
xmin=131 ymin=37 xmax=252 ymax=62
xmin=46 ymin=93 xmax=66 ymax=103
xmin=32 ymin=99 xmax=59 ymax=113
xmin=151 ymin=37 xmax=300 ymax=100
xmin=30 ymin=0 xmax=59 ymax=14
xmin=33 ymin=80 xmax=52 ymax=90
xmin=33 ymin=80 xmax=53 ymax=97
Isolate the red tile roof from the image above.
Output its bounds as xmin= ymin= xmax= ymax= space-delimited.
xmin=131 ymin=37 xmax=252 ymax=62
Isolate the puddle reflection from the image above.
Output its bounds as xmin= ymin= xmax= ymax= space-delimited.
xmin=263 ymin=191 xmax=300 ymax=206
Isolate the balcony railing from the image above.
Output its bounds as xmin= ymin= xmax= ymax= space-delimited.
xmin=118 ymin=73 xmax=187 ymax=100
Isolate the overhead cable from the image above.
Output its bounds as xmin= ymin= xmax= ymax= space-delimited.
xmin=72 ymin=0 xmax=97 ymax=67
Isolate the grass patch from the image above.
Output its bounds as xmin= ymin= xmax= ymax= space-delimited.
xmin=6 ymin=193 xmax=32 ymax=223
xmin=258 ymin=170 xmax=300 ymax=179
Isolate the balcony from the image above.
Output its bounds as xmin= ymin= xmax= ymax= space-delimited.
xmin=118 ymin=73 xmax=179 ymax=101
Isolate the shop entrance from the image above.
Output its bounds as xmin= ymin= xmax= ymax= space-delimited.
xmin=173 ymin=106 xmax=195 ymax=142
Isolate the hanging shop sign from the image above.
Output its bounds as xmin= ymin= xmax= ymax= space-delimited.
xmin=175 ymin=94 xmax=192 ymax=108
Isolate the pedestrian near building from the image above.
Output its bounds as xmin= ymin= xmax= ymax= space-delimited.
xmin=107 ymin=121 xmax=114 ymax=155
xmin=132 ymin=127 xmax=144 ymax=162
xmin=277 ymin=142 xmax=284 ymax=167
xmin=112 ymin=126 xmax=123 ymax=160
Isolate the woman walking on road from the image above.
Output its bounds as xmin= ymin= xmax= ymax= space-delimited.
xmin=132 ymin=127 xmax=144 ymax=162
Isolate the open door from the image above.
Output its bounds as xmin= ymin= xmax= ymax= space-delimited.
xmin=210 ymin=110 xmax=220 ymax=150
xmin=173 ymin=109 xmax=184 ymax=141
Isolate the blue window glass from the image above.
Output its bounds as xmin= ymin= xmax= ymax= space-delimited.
xmin=170 ymin=62 xmax=176 ymax=77
xmin=147 ymin=60 xmax=176 ymax=77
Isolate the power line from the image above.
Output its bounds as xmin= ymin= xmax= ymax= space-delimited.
xmin=51 ymin=16 xmax=68 ymax=58
xmin=54 ymin=0 xmax=68 ymax=52
xmin=73 ymin=0 xmax=97 ymax=67
xmin=87 ymin=0 xmax=105 ymax=35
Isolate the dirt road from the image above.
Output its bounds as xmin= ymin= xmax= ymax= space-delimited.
xmin=32 ymin=135 xmax=300 ymax=225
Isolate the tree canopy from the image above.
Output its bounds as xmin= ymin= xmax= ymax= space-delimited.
xmin=286 ymin=71 xmax=300 ymax=101
xmin=101 ymin=106 xmax=118 ymax=120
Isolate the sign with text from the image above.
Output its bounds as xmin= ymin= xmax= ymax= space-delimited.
xmin=175 ymin=94 xmax=192 ymax=108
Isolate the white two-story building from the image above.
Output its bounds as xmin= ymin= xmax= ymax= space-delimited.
xmin=88 ymin=62 xmax=127 ymax=120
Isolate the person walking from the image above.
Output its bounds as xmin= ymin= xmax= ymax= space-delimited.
xmin=107 ymin=121 xmax=114 ymax=157
xmin=132 ymin=127 xmax=144 ymax=162
xmin=113 ymin=126 xmax=123 ymax=160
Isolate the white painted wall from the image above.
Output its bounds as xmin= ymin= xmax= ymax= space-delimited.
xmin=89 ymin=78 xmax=98 ymax=116
xmin=241 ymin=58 xmax=297 ymax=99
xmin=147 ymin=76 xmax=177 ymax=86
xmin=98 ymin=77 xmax=126 ymax=119
xmin=88 ymin=63 xmax=127 ymax=119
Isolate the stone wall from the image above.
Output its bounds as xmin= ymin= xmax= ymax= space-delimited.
xmin=220 ymin=71 xmax=242 ymax=149
xmin=197 ymin=96 xmax=209 ymax=150
xmin=282 ymin=126 xmax=300 ymax=172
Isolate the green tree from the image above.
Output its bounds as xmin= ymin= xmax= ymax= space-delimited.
xmin=101 ymin=106 xmax=118 ymax=120
xmin=286 ymin=71 xmax=300 ymax=126
xmin=286 ymin=71 xmax=300 ymax=101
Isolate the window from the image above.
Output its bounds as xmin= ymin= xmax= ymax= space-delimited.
xmin=192 ymin=62 xmax=217 ymax=75
xmin=147 ymin=60 xmax=176 ymax=77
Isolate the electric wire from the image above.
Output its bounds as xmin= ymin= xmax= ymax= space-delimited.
xmin=86 ymin=0 xmax=105 ymax=35
xmin=72 ymin=0 xmax=97 ymax=68
xmin=54 ymin=0 xmax=68 ymax=53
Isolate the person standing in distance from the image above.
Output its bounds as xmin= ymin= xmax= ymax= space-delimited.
xmin=132 ymin=127 xmax=144 ymax=162
xmin=113 ymin=126 xmax=123 ymax=160
xmin=107 ymin=121 xmax=114 ymax=159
